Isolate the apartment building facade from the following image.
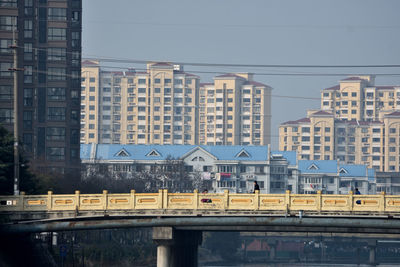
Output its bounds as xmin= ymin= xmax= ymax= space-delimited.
xmin=199 ymin=73 xmax=272 ymax=145
xmin=81 ymin=62 xmax=272 ymax=146
xmin=81 ymin=61 xmax=199 ymax=145
xmin=280 ymin=76 xmax=400 ymax=172
xmin=0 ymin=0 xmax=82 ymax=175
xmin=320 ymin=76 xmax=400 ymax=121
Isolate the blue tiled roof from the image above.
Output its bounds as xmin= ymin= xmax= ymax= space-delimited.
xmin=338 ymin=164 xmax=367 ymax=177
xmin=80 ymin=144 xmax=269 ymax=161
xmin=271 ymin=151 xmax=297 ymax=166
xmin=80 ymin=143 xmax=92 ymax=159
xmin=298 ymin=160 xmax=337 ymax=174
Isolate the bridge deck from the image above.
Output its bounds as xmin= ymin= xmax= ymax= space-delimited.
xmin=1 ymin=190 xmax=400 ymax=214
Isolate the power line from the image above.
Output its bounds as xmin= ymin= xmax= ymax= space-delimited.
xmin=84 ymin=57 xmax=400 ymax=69
xmin=94 ymin=65 xmax=400 ymax=77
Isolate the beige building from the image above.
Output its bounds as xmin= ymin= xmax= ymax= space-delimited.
xmin=280 ymin=76 xmax=400 ymax=172
xmin=81 ymin=61 xmax=199 ymax=145
xmin=321 ymin=76 xmax=400 ymax=121
xmin=199 ymin=74 xmax=272 ymax=145
xmin=82 ymin=62 xmax=272 ymax=146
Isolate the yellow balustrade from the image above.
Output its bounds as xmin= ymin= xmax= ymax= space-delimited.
xmin=0 ymin=190 xmax=400 ymax=214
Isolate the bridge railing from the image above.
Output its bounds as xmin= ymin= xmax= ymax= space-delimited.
xmin=1 ymin=190 xmax=400 ymax=213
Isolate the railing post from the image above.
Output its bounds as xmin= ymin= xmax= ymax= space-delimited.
xmin=193 ymin=189 xmax=198 ymax=210
xmin=317 ymin=190 xmax=322 ymax=213
xmin=131 ymin=189 xmax=136 ymax=210
xmin=380 ymin=191 xmax=386 ymax=212
xmin=285 ymin=190 xmax=291 ymax=214
xmin=163 ymin=189 xmax=168 ymax=209
xmin=254 ymin=190 xmax=260 ymax=210
xmin=75 ymin=190 xmax=80 ymax=211
xmin=102 ymin=190 xmax=107 ymax=210
xmin=224 ymin=190 xmax=229 ymax=209
xmin=349 ymin=190 xmax=354 ymax=211
xmin=19 ymin=191 xmax=25 ymax=211
xmin=47 ymin=191 xmax=53 ymax=211
xmin=158 ymin=189 xmax=163 ymax=209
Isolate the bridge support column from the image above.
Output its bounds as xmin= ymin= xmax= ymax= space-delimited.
xmin=153 ymin=227 xmax=202 ymax=267
xmin=368 ymin=240 xmax=377 ymax=265
xmin=269 ymin=241 xmax=277 ymax=261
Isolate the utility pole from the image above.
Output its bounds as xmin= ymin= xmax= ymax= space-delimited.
xmin=10 ymin=22 xmax=21 ymax=195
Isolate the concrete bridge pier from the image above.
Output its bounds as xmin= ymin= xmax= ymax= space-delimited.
xmin=368 ymin=240 xmax=377 ymax=265
xmin=153 ymin=227 xmax=202 ymax=267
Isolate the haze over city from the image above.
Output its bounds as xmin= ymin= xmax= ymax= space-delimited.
xmin=2 ymin=1 xmax=400 ymax=266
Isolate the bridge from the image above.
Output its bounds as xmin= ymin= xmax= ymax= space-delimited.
xmin=1 ymin=190 xmax=400 ymax=267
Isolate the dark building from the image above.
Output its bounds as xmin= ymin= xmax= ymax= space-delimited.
xmin=0 ymin=0 xmax=81 ymax=176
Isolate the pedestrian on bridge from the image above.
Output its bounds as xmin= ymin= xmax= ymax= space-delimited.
xmin=253 ymin=181 xmax=260 ymax=193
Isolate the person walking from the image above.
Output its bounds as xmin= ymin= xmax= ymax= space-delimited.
xmin=253 ymin=181 xmax=260 ymax=193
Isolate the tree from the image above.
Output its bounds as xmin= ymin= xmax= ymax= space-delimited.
xmin=0 ymin=125 xmax=47 ymax=195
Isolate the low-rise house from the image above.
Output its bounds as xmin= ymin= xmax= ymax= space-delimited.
xmin=81 ymin=144 xmax=376 ymax=194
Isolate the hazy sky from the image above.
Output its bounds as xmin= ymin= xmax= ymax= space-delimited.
xmin=82 ymin=0 xmax=400 ymax=149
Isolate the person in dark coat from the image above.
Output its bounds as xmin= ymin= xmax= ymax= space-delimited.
xmin=355 ymin=188 xmax=361 ymax=204
xmin=253 ymin=181 xmax=260 ymax=193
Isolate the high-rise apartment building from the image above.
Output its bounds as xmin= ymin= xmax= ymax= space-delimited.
xmin=81 ymin=63 xmax=272 ymax=146
xmin=81 ymin=61 xmax=199 ymax=145
xmin=199 ymin=74 xmax=272 ymax=145
xmin=280 ymin=76 xmax=400 ymax=172
xmin=0 ymin=0 xmax=82 ymax=175
xmin=320 ymin=76 xmax=400 ymax=121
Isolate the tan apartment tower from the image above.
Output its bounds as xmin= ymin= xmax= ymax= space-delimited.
xmin=81 ymin=61 xmax=199 ymax=145
xmin=280 ymin=76 xmax=400 ymax=172
xmin=199 ymin=73 xmax=272 ymax=145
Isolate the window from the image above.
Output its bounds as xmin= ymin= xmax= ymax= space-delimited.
xmin=47 ymin=147 xmax=65 ymax=161
xmin=0 ymin=62 xmax=12 ymax=77
xmin=48 ymin=67 xmax=66 ymax=80
xmin=24 ymin=43 xmax=33 ymax=60
xmin=174 ymin=79 xmax=183 ymax=84
xmin=47 ymin=107 xmax=65 ymax=121
xmin=47 ymin=88 xmax=66 ymax=101
xmin=71 ymin=110 xmax=79 ymax=125
xmin=48 ymin=8 xmax=67 ymax=21
xmin=0 ymin=39 xmax=12 ymax=53
xmin=0 ymin=109 xmax=13 ymax=123
xmin=0 ymin=16 xmax=17 ymax=31
xmin=0 ymin=85 xmax=12 ymax=100
xmin=72 ymin=31 xmax=80 ymax=48
xmin=23 ymin=133 xmax=32 ymax=152
xmin=47 ymin=48 xmax=66 ymax=61
xmin=138 ymin=79 xmax=146 ymax=84
xmin=23 ymin=88 xmax=33 ymax=106
xmin=48 ymin=28 xmax=66 ymax=41
xmin=47 ymin=127 xmax=65 ymax=141
xmin=154 ymin=78 xmax=160 ymax=83
xmin=164 ymin=78 xmax=171 ymax=83
xmin=23 ymin=111 xmax=32 ymax=130
xmin=0 ymin=0 xmax=17 ymax=7
xmin=23 ymin=65 xmax=33 ymax=83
